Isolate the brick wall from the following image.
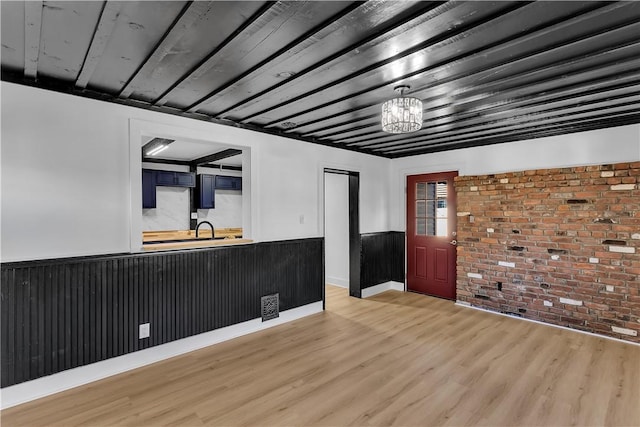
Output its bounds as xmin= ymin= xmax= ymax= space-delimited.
xmin=454 ymin=162 xmax=639 ymax=343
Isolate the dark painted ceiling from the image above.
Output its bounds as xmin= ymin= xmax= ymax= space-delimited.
xmin=2 ymin=1 xmax=640 ymax=158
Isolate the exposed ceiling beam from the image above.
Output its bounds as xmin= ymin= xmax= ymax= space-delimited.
xmin=385 ymin=112 xmax=640 ymax=158
xmin=152 ymin=1 xmax=277 ymax=107
xmin=314 ymin=64 xmax=640 ymax=143
xmin=382 ymin=106 xmax=640 ymax=155
xmin=348 ymin=91 xmax=639 ymax=148
xmin=290 ymin=4 xmax=631 ymax=137
xmin=24 ymin=1 xmax=43 ymax=79
xmin=189 ymin=1 xmax=445 ymax=116
xmin=349 ymin=73 xmax=640 ymax=148
xmin=5 ymin=0 xmax=640 ymax=160
xmin=191 ymin=149 xmax=242 ymax=166
xmin=0 ymin=68 xmax=383 ymax=159
xmin=362 ymin=94 xmax=640 ymax=151
xmin=293 ymin=104 xmax=381 ymax=136
xmin=118 ymin=1 xmax=213 ymax=99
xmin=330 ymin=71 xmax=640 ymax=145
xmin=416 ymin=94 xmax=640 ymax=146
xmin=242 ymin=2 xmax=535 ymax=125
xmin=184 ymin=1 xmax=364 ymax=113
xmin=211 ymin=1 xmax=448 ymax=119
xmin=300 ymin=110 xmax=379 ymax=137
xmin=340 ymin=53 xmax=640 ymax=147
xmin=264 ymin=1 xmax=626 ymax=130
xmin=140 ymin=157 xmax=243 ymax=171
xmin=142 ymin=158 xmax=192 ymax=166
xmin=387 ymin=115 xmax=640 ymax=156
xmin=299 ymin=40 xmax=640 ymax=142
xmin=76 ymin=2 xmax=123 ymax=89
xmin=0 ymin=67 xmax=379 ymax=157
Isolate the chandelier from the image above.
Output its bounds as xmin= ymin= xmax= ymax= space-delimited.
xmin=381 ymin=85 xmax=423 ymax=134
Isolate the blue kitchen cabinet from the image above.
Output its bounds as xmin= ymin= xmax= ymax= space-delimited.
xmin=155 ymin=170 xmax=195 ymax=187
xmin=197 ymin=174 xmax=216 ymax=209
xmin=214 ymin=175 xmax=242 ymax=190
xmin=142 ymin=169 xmax=156 ymax=208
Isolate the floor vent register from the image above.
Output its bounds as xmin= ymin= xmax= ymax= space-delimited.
xmin=261 ymin=293 xmax=279 ymax=321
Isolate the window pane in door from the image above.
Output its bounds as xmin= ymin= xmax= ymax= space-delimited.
xmin=417 ymin=182 xmax=426 ymax=200
xmin=426 ymin=200 xmax=436 ymax=217
xmin=427 ymin=217 xmax=436 ymax=235
xmin=427 ymin=182 xmax=436 ymax=199
xmin=415 ymin=180 xmax=450 ymax=237
xmin=436 ymin=181 xmax=447 ymax=199
xmin=434 ymin=181 xmax=448 ymax=235
xmin=437 ymin=199 xmax=447 ymax=217
xmin=417 ymin=218 xmax=427 ymax=235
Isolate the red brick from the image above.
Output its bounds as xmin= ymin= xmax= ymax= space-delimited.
xmin=455 ymin=161 xmax=639 ymax=344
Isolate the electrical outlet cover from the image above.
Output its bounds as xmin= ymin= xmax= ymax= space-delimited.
xmin=139 ymin=323 xmax=150 ymax=339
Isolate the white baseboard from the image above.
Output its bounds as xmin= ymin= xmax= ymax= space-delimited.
xmin=0 ymin=301 xmax=323 ymax=410
xmin=455 ymin=301 xmax=640 ymax=347
xmin=325 ymin=276 xmax=349 ymax=288
xmin=362 ymin=281 xmax=405 ymax=298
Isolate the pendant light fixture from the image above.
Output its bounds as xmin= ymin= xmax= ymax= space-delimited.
xmin=381 ymin=85 xmax=423 ymax=134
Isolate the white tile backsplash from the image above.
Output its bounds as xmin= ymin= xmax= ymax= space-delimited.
xmin=142 ymin=186 xmax=243 ymax=232
xmin=198 ymin=190 xmax=242 ymax=229
xmin=142 ymin=187 xmax=190 ymax=231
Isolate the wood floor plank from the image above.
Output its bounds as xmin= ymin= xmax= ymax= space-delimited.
xmin=2 ymin=285 xmax=639 ymax=426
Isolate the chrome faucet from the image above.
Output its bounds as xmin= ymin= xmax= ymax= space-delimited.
xmin=195 ymin=221 xmax=214 ymax=239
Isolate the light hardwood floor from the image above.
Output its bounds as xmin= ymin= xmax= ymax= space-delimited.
xmin=3 ymin=285 xmax=639 ymax=426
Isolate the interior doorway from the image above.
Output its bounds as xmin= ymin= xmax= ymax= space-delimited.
xmin=324 ymin=173 xmax=350 ymax=289
xmin=406 ymin=171 xmax=458 ymax=300
xmin=323 ymin=168 xmax=360 ymax=306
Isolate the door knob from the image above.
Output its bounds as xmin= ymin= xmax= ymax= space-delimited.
xmin=449 ymin=240 xmax=457 ymax=246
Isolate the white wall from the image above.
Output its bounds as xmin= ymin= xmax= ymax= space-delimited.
xmin=7 ymin=81 xmax=633 ymax=261
xmin=389 ymin=125 xmax=640 ymax=231
xmin=1 ymin=85 xmax=131 ymax=261
xmin=0 ymin=82 xmax=390 ymax=262
xmin=324 ymin=173 xmax=350 ymax=288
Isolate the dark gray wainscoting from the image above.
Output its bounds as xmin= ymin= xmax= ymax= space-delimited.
xmin=360 ymin=232 xmax=405 ymax=290
xmin=1 ymin=239 xmax=323 ymax=388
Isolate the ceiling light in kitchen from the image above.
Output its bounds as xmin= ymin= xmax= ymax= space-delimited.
xmin=143 ymin=138 xmax=175 ymax=157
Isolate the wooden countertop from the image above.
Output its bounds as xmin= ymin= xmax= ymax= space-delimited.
xmin=143 ymin=228 xmax=242 ymax=242
xmin=142 ymin=238 xmax=252 ymax=251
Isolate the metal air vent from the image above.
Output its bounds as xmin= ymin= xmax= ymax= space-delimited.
xmin=261 ymin=293 xmax=279 ymax=321
xmin=280 ymin=122 xmax=297 ymax=129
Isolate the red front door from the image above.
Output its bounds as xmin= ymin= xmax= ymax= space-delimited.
xmin=407 ymin=172 xmax=458 ymax=300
